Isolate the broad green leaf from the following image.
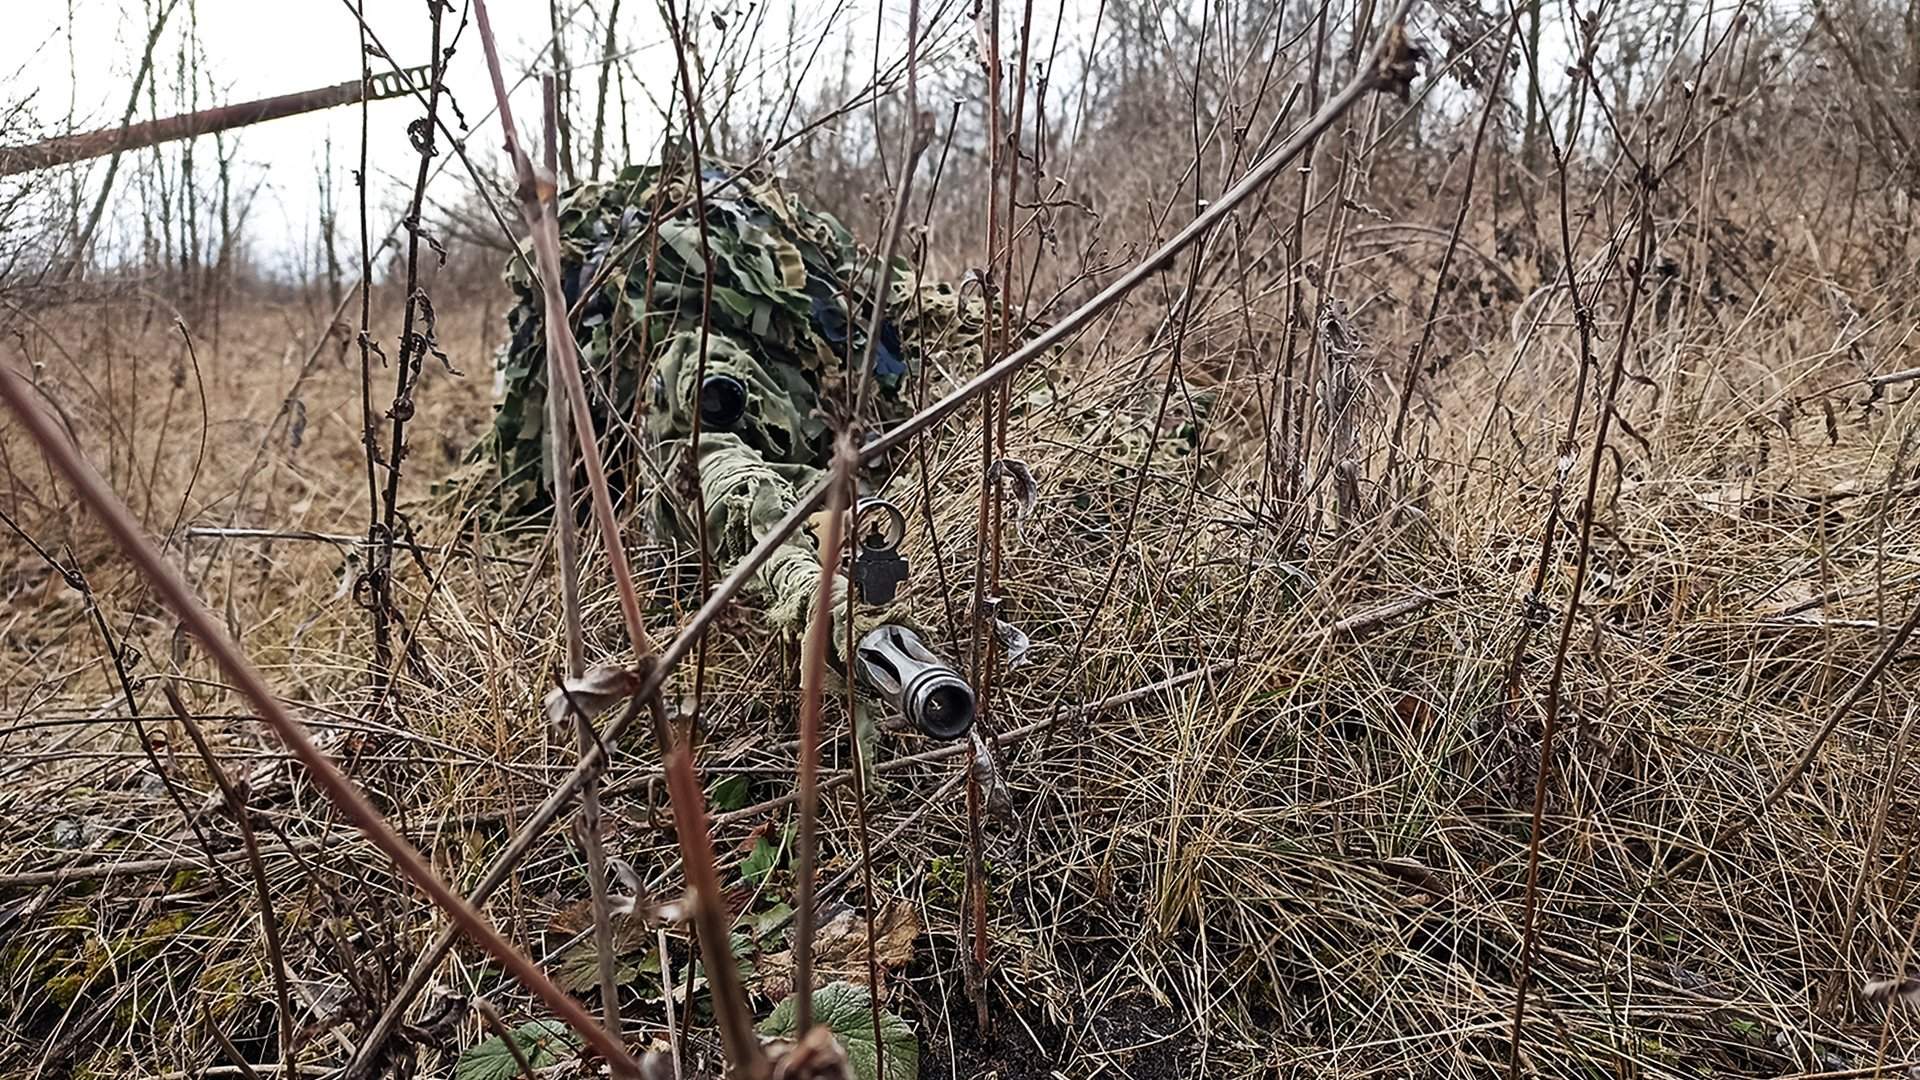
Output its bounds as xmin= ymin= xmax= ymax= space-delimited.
xmin=757 ymin=980 xmax=917 ymax=1080
xmin=454 ymin=1019 xmax=580 ymax=1080
xmin=747 ymin=901 xmax=794 ymax=944
xmin=710 ymin=775 xmax=751 ymax=812
xmin=740 ymin=835 xmax=779 ymax=884
xmin=739 ymin=825 xmax=793 ymax=884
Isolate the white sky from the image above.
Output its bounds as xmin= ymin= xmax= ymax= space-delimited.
xmin=10 ymin=2 xmax=569 ymax=266
xmin=7 ymin=0 xmax=1514 ymax=274
xmin=3 ymin=0 xmax=963 ymax=272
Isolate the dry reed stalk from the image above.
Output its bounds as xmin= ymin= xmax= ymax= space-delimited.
xmin=663 ymin=746 xmax=770 ymax=1078
xmin=1381 ymin=10 xmax=1515 ymax=495
xmin=163 ymin=683 xmax=296 ymax=1069
xmin=1508 ymin=182 xmax=1657 ymax=1075
xmin=792 ymin=442 xmax=853 ymax=1033
xmin=0 ymin=366 xmax=643 ymax=1075
xmin=535 ymin=68 xmax=624 ymax=1050
xmin=470 ymin=4 xmax=653 ymax=665
xmin=658 ymin=0 xmax=724 ymax=758
xmin=347 ymin=7 xmax=669 ymax=1073
xmin=839 ymin=79 xmax=933 ymax=1073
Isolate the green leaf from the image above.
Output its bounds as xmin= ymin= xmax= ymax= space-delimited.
xmin=739 ymin=825 xmax=793 ymax=885
xmin=690 ymin=929 xmax=760 ymax=989
xmin=454 ymin=1019 xmax=581 ymax=1080
xmin=710 ymin=775 xmax=751 ymax=812
xmin=757 ymin=980 xmax=917 ymax=1080
xmin=741 ymin=836 xmax=779 ymax=884
xmin=747 ymin=901 xmax=794 ymax=944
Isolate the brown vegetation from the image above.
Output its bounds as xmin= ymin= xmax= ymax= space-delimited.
xmin=4 ymin=0 xmax=1920 ymax=1077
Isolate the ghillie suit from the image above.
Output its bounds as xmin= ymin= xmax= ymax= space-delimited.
xmin=473 ymin=158 xmax=984 ymax=738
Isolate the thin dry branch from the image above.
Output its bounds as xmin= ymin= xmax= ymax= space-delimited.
xmin=793 ymin=441 xmax=853 ymax=1033
xmin=163 ymin=684 xmax=296 ymax=1069
xmin=334 ymin=12 xmax=1418 ymax=1062
xmin=664 ymin=747 xmax=771 ymax=1078
xmin=0 ymin=367 xmax=644 ymax=1076
xmin=472 ymin=0 xmax=654 ymax=663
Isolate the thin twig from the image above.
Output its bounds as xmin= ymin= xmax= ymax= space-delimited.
xmin=1381 ymin=13 xmax=1516 ymax=491
xmin=474 ymin=998 xmax=539 ymax=1080
xmin=0 ymin=508 xmax=225 ymax=885
xmin=165 ymin=684 xmax=296 ymax=1070
xmin=537 ymin=69 xmax=625 ymax=1052
xmin=368 ymin=0 xmax=451 ymax=693
xmin=794 ymin=440 xmax=855 ymax=1033
xmin=656 ymin=925 xmax=684 ymax=1080
xmin=182 ymin=526 xmax=535 ymax=568
xmin=472 ymin=0 xmax=655 ymax=665
xmin=659 ymin=0 xmax=722 ymax=756
xmin=0 ymin=365 xmax=643 ymax=1075
xmin=663 ymin=746 xmax=770 ymax=1078
xmin=201 ymin=1005 xmax=263 ymax=1080
xmin=1509 ymin=180 xmax=1656 ymax=1075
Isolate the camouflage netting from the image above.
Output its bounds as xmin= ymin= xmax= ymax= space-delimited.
xmin=478 ymin=157 xmax=988 ymax=521
xmin=471 ymin=157 xmax=990 ymax=635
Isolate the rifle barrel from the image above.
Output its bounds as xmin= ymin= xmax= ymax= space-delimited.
xmin=0 ymin=65 xmax=429 ymax=177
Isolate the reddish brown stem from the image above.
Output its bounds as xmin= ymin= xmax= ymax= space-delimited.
xmin=793 ymin=442 xmax=855 ymax=1032
xmin=663 ymin=746 xmax=771 ymax=1079
xmin=164 ymin=684 xmax=296 ymax=1069
xmin=0 ymin=368 xmax=641 ymax=1074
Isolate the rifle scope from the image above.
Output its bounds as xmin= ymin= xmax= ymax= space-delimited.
xmin=699 ymin=373 xmax=748 ymax=430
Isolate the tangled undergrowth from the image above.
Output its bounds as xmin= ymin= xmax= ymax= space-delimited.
xmin=6 ymin=197 xmax=1920 ymax=1078
xmin=5 ymin=7 xmax=1920 ymax=1077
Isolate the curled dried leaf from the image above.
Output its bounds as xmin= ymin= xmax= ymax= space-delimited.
xmin=1862 ymin=976 xmax=1920 ymax=1005
xmin=970 ymin=731 xmax=1014 ymax=821
xmin=607 ymin=856 xmax=645 ymax=916
xmin=757 ymin=902 xmax=921 ymax=1001
xmin=608 ymin=857 xmax=643 ymax=895
xmin=771 ymin=1024 xmax=852 ymax=1080
xmin=993 ymin=618 xmax=1030 ymax=668
xmin=988 ymin=457 xmax=1038 ymax=525
xmin=543 ymin=666 xmax=643 ymax=732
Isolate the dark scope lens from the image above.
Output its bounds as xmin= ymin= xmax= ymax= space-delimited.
xmin=698 ymin=374 xmax=748 ymax=430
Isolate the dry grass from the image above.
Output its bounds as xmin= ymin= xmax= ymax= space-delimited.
xmin=5 ymin=2 xmax=1920 ymax=1078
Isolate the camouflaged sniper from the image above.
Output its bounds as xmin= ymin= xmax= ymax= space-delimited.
xmin=479 ymin=157 xmax=985 ymax=738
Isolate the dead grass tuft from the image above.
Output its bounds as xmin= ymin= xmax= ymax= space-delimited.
xmin=5 ymin=1 xmax=1920 ymax=1077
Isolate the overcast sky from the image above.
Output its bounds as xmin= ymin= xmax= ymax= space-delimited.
xmin=9 ymin=0 xmax=1496 ymax=275
xmin=10 ymin=3 xmax=547 ymax=266
xmin=3 ymin=0 xmax=965 ymax=272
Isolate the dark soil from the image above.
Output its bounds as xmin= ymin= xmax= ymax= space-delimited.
xmin=917 ymin=991 xmax=1189 ymax=1080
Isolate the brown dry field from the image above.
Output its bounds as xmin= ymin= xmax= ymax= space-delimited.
xmin=5 ymin=43 xmax=1920 ymax=1080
